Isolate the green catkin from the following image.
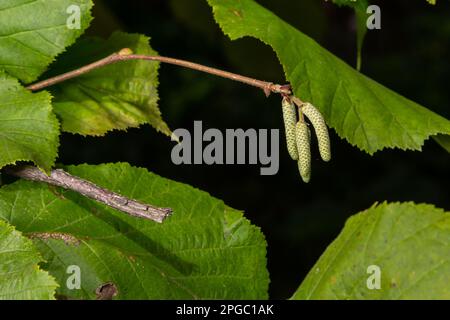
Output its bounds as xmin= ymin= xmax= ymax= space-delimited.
xmin=281 ymin=97 xmax=299 ymax=160
xmin=300 ymin=102 xmax=331 ymax=162
xmin=295 ymin=121 xmax=311 ymax=183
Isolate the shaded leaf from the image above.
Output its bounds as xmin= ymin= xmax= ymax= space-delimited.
xmin=292 ymin=202 xmax=450 ymax=299
xmin=0 ymin=72 xmax=59 ymax=172
xmin=46 ymin=32 xmax=170 ymax=136
xmin=329 ymin=0 xmax=369 ymax=70
xmin=433 ymin=134 xmax=450 ymax=153
xmin=206 ymin=0 xmax=450 ymax=154
xmin=0 ymin=163 xmax=268 ymax=299
xmin=0 ymin=219 xmax=57 ymax=299
xmin=354 ymin=3 xmax=369 ymax=71
xmin=0 ymin=0 xmax=93 ymax=83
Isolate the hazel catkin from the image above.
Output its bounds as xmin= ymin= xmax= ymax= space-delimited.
xmin=300 ymin=102 xmax=331 ymax=162
xmin=281 ymin=97 xmax=299 ymax=160
xmin=295 ymin=121 xmax=311 ymax=183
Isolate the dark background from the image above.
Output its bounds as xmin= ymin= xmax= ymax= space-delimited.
xmin=58 ymin=0 xmax=450 ymax=299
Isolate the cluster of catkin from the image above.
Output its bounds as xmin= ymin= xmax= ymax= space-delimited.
xmin=281 ymin=97 xmax=331 ymax=183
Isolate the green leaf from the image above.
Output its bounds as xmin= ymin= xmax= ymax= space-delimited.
xmin=206 ymin=0 xmax=450 ymax=154
xmin=0 ymin=0 xmax=93 ymax=83
xmin=0 ymin=163 xmax=268 ymax=299
xmin=45 ymin=32 xmax=171 ymax=136
xmin=0 ymin=219 xmax=57 ymax=299
xmin=0 ymin=72 xmax=59 ymax=172
xmin=292 ymin=202 xmax=450 ymax=299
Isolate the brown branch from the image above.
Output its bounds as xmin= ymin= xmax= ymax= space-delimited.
xmin=26 ymin=49 xmax=291 ymax=96
xmin=4 ymin=166 xmax=172 ymax=223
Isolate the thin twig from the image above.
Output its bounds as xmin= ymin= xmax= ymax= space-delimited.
xmin=20 ymin=49 xmax=290 ymax=222
xmin=26 ymin=50 xmax=291 ymax=96
xmin=291 ymin=96 xmax=305 ymax=107
xmin=4 ymin=166 xmax=172 ymax=223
